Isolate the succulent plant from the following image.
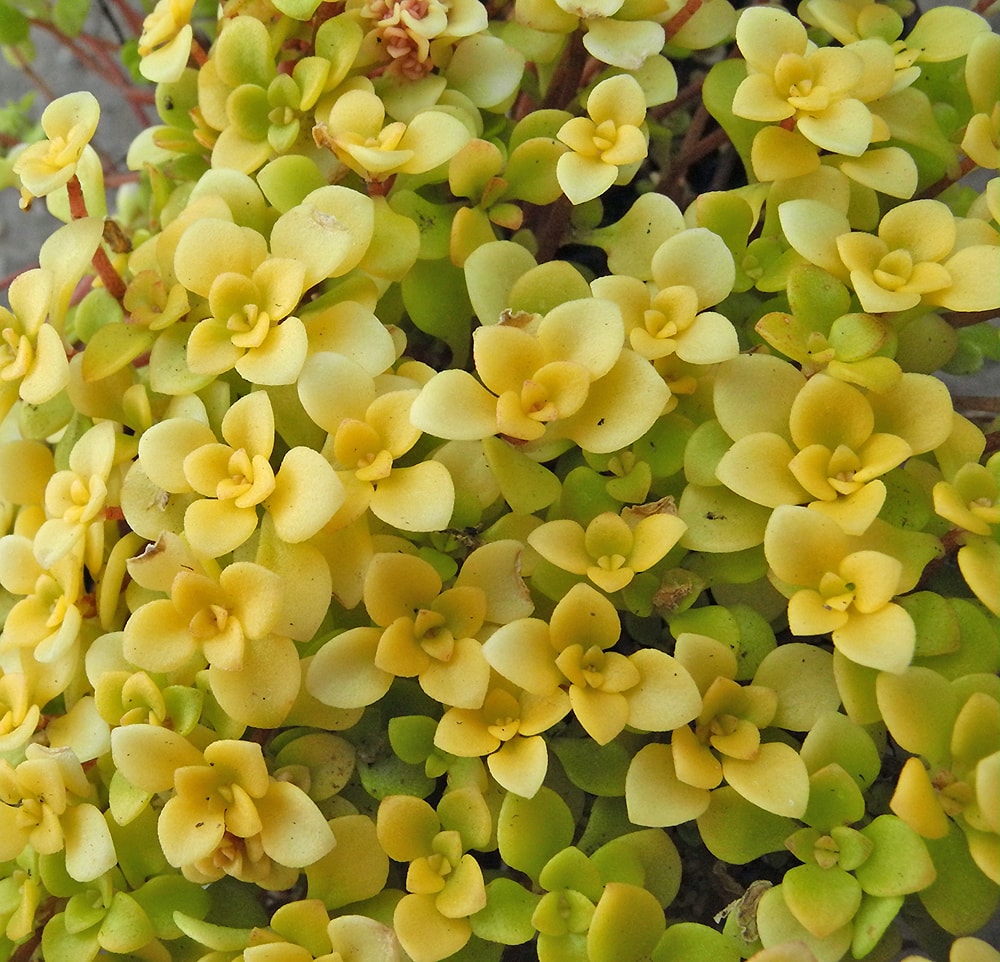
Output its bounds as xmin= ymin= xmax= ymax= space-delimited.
xmin=0 ymin=0 xmax=997 ymax=959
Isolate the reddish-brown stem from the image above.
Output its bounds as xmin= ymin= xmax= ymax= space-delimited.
xmin=29 ymin=20 xmax=106 ymax=78
xmin=541 ymin=31 xmax=588 ymax=112
xmin=972 ymin=0 xmax=995 ymax=14
xmin=76 ymin=31 xmax=153 ymax=127
xmin=513 ymin=78 xmax=536 ymax=121
xmin=65 ymin=174 xmax=89 ymax=220
xmin=664 ymin=0 xmax=705 ymax=42
xmin=952 ymin=395 xmax=1000 ymax=414
xmin=680 ymin=125 xmax=730 ymax=166
xmin=653 ymin=74 xmax=705 ymax=119
xmin=530 ymin=194 xmax=572 ymax=264
xmin=27 ymin=19 xmax=151 ymax=130
xmin=105 ymin=170 xmax=143 ymax=188
xmin=657 ymin=100 xmax=727 ymax=200
xmin=917 ymin=154 xmax=979 ymax=199
xmin=367 ymin=175 xmax=396 ymax=196
xmin=940 ymin=307 xmax=1000 ymax=329
xmin=66 ymin=176 xmax=127 ymax=304
xmin=191 ymin=38 xmax=209 ymax=66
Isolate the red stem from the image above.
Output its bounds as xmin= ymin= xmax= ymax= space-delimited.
xmin=918 ymin=154 xmax=979 ymax=200
xmin=541 ymin=31 xmax=588 ymax=112
xmin=664 ymin=0 xmax=705 ymax=42
xmin=66 ymin=176 xmax=127 ymax=304
xmin=653 ymin=74 xmax=705 ymax=119
xmin=940 ymin=307 xmax=1000 ymax=329
xmin=191 ymin=38 xmax=209 ymax=66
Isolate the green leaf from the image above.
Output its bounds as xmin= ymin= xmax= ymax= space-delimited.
xmin=52 ymin=0 xmax=88 ymax=37
xmin=472 ymin=878 xmax=541 ymax=945
xmin=41 ymin=912 xmax=101 ymax=962
xmin=540 ymin=848 xmax=604 ymax=903
xmin=781 ymin=864 xmax=862 ymax=939
xmin=483 ymin=436 xmax=562 ymax=514
xmin=401 ymin=258 xmax=473 ymax=366
xmin=702 ymin=59 xmax=758 ymax=180
xmin=172 ymin=913 xmax=253 ymax=952
xmin=669 ymin=603 xmax=739 ymax=647
xmin=148 ymin=323 xmax=216 ymax=396
xmin=549 ymin=737 xmax=630 ymax=797
xmin=916 ymin=599 xmax=1000 ymax=680
xmin=64 ymin=892 xmax=105 ymax=934
xmin=388 ymin=714 xmax=438 ymax=765
xmin=305 ymin=814 xmax=389 ymax=910
xmin=588 ymin=882 xmax=666 ymax=962
xmin=877 ymin=467 xmax=934 ymax=532
xmin=578 ymin=796 xmax=637 ymax=855
xmin=508 ymin=260 xmax=591 ymax=316
xmin=81 ymin=323 xmax=155 ymax=382
xmin=875 ymin=667 xmax=957 ymax=763
xmin=131 ymin=875 xmax=211 ymax=941
xmin=357 ymin=753 xmax=435 ymax=801
xmin=257 ymin=155 xmax=327 ymax=213
xmin=729 ymin=604 xmax=778 ymax=680
xmin=389 ymin=190 xmax=458 ymax=261
xmin=755 ymin=884 xmax=853 ymax=962
xmin=850 ymin=893 xmax=904 ymax=959
xmin=785 ymin=265 xmax=851 ymax=331
xmin=505 ymin=138 xmax=564 ymax=206
xmin=677 ymin=484 xmax=772 ymax=553
xmin=653 ymin=922 xmax=741 ymax=962
xmin=591 ymin=830 xmax=682 ymax=909
xmin=107 ymin=806 xmax=167 ymax=886
xmin=497 ymin=787 xmax=576 ymax=883
xmin=899 ymin=592 xmax=961 ymax=658
xmin=697 ymin=786 xmax=796 ymax=864
xmin=856 ymin=815 xmax=937 ymax=897
xmin=576 ymin=193 xmax=686 ymax=282
xmin=0 ymin=3 xmax=30 ymax=45
xmin=894 ymin=312 xmax=959 ymax=374
xmin=753 ymin=644 xmax=837 ymax=731
xmin=558 ymin=466 xmax=622 ymax=526
xmin=800 ymin=711 xmax=882 ymax=791
xmin=802 ymin=764 xmax=866 ymax=832
xmin=920 ymin=824 xmax=1000 ymax=935
xmin=464 ymin=240 xmax=537 ymax=326
xmin=683 ymin=418 xmax=732 ymax=488
xmin=99 ymin=892 xmax=155 ymax=954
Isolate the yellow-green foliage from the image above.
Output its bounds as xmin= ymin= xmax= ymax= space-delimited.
xmin=0 ymin=0 xmax=998 ymax=960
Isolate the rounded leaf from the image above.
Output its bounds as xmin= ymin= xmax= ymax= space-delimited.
xmin=626 ymin=743 xmax=711 ymax=827
xmin=723 ymin=742 xmax=810 ymax=818
xmin=855 ymin=815 xmax=936 ymax=896
xmin=307 ymin=628 xmax=393 ymax=709
xmin=588 ymin=882 xmax=666 ymax=962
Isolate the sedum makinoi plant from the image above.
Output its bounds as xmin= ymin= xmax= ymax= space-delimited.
xmin=0 ymin=0 xmax=999 ymax=959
